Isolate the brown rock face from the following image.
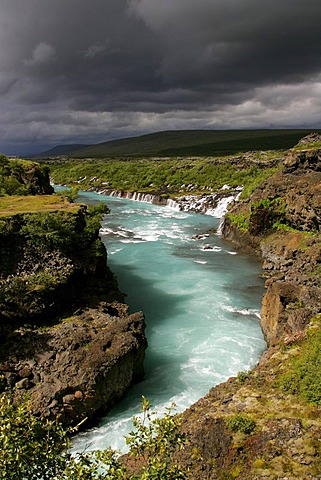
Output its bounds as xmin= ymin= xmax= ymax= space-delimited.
xmin=260 ymin=230 xmax=321 ymax=345
xmin=251 ymin=148 xmax=321 ymax=234
xmin=261 ymin=280 xmax=311 ymax=345
xmin=1 ymin=302 xmax=147 ymax=427
xmin=223 ymin=142 xmax=321 ymax=345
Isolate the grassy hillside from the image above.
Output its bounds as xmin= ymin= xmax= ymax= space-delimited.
xmin=37 ymin=129 xmax=321 ymax=158
xmin=33 ymin=144 xmax=90 ymax=158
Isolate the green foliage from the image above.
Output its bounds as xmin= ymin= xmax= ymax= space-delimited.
xmin=0 ymin=394 xmax=187 ymax=479
xmin=272 ymin=222 xmax=299 ymax=232
xmin=226 ymin=413 xmax=256 ymax=434
xmin=239 ymin=166 xmax=280 ymax=199
xmin=59 ymin=187 xmax=80 ymax=203
xmin=251 ymin=197 xmax=286 ymax=217
xmin=0 ymin=155 xmax=49 ymax=196
xmin=294 ymin=140 xmax=321 ymax=151
xmin=277 ymin=328 xmax=321 ymax=406
xmin=0 ymin=393 xmax=70 ymax=480
xmin=125 ymin=396 xmax=187 ymax=479
xmin=49 ymin=157 xmax=279 ymax=198
xmin=19 ymin=203 xmax=108 ymax=253
xmin=249 ymin=197 xmax=287 ymax=234
xmin=0 ymin=205 xmax=109 ymax=314
xmin=20 ymin=211 xmax=80 ymax=251
xmin=237 ymin=371 xmax=249 ymax=385
xmin=226 ymin=213 xmax=249 ymax=231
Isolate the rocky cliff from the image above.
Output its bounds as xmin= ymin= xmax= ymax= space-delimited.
xmin=0 ymin=199 xmax=147 ymax=427
xmin=172 ymin=135 xmax=321 ymax=479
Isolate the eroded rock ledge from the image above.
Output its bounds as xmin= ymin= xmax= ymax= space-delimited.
xmin=0 ymin=302 xmax=146 ymax=427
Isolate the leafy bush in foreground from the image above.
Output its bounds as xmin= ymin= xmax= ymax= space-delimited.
xmin=0 ymin=395 xmax=187 ymax=479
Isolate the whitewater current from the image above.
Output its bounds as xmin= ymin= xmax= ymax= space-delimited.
xmin=72 ymin=191 xmax=266 ymax=453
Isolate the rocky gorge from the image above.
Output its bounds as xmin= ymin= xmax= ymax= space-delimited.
xmin=1 ymin=135 xmax=320 ymax=479
xmin=167 ymin=135 xmax=321 ymax=479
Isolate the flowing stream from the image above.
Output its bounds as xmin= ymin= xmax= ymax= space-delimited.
xmin=72 ymin=191 xmax=266 ymax=452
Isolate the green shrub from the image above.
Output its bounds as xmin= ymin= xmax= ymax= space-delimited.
xmin=0 ymin=393 xmax=70 ymax=480
xmin=227 ymin=413 xmax=256 ymax=434
xmin=19 ymin=203 xmax=108 ymax=253
xmin=237 ymin=371 xmax=249 ymax=384
xmin=248 ymin=197 xmax=287 ymax=234
xmin=0 ymin=205 xmax=109 ymax=315
xmin=226 ymin=213 xmax=249 ymax=231
xmin=0 ymin=156 xmax=50 ymax=196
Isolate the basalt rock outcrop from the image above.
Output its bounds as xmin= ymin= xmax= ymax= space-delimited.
xmin=0 ymin=204 xmax=147 ymax=427
xmin=0 ymin=207 xmax=116 ymax=326
xmin=0 ymin=303 xmax=146 ymax=427
xmin=170 ymin=137 xmax=321 ymax=479
xmin=223 ymin=140 xmax=321 ymax=346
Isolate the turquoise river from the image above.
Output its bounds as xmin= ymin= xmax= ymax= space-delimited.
xmin=72 ymin=191 xmax=266 ymax=452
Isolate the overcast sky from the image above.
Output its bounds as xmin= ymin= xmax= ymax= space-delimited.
xmin=1 ymin=0 xmax=321 ymax=155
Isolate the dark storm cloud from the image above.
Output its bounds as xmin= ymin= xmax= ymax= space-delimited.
xmin=0 ymin=0 xmax=320 ymax=154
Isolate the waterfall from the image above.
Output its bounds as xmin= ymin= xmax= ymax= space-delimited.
xmin=104 ymin=190 xmax=163 ymax=204
xmin=98 ymin=188 xmax=242 ymax=218
xmin=166 ymin=198 xmax=182 ymax=210
xmin=128 ymin=192 xmax=158 ymax=203
xmin=167 ymin=190 xmax=241 ymax=217
xmin=109 ymin=190 xmax=123 ymax=198
xmin=207 ymin=195 xmax=236 ymax=218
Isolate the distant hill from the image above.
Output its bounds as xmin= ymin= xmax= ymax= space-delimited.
xmin=33 ymin=144 xmax=90 ymax=158
xmin=34 ymin=129 xmax=321 ymax=158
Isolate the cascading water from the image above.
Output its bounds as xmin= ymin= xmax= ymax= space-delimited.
xmin=72 ymin=191 xmax=266 ymax=453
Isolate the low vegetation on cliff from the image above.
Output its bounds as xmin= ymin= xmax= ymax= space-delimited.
xmin=0 ymin=154 xmax=53 ymax=196
xmin=203 ymin=136 xmax=321 ymax=479
xmin=0 ymin=202 xmax=110 ymax=323
xmin=48 ymin=151 xmax=281 ymax=199
xmin=0 ymin=156 xmax=147 ymax=430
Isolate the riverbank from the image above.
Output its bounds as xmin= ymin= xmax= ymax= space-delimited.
xmin=167 ymin=135 xmax=321 ymax=479
xmin=71 ymin=191 xmax=265 ymax=453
